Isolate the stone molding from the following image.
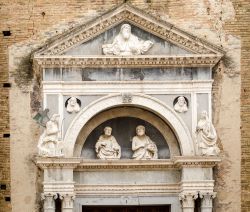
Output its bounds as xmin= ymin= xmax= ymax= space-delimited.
xmin=34 ymin=4 xmax=224 ymax=57
xmin=42 ymin=80 xmax=213 ymax=94
xmin=34 ymin=55 xmax=221 ymax=69
xmin=75 ymin=183 xmax=180 ymax=195
xmin=63 ymin=93 xmax=194 ymax=157
xmin=36 ymin=157 xmax=221 ymax=170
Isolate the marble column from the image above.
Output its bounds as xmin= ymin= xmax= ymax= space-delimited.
xmin=200 ymin=192 xmax=216 ymax=212
xmin=41 ymin=193 xmax=57 ymax=212
xmin=179 ymin=192 xmax=198 ymax=212
xmin=60 ymin=193 xmax=75 ymax=212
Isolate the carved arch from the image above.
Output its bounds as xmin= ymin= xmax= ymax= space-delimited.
xmin=63 ymin=93 xmax=195 ymax=157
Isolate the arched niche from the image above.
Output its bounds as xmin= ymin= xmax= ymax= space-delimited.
xmin=63 ymin=93 xmax=195 ymax=157
xmin=78 ymin=107 xmax=180 ymax=159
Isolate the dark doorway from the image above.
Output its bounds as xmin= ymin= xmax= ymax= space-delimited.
xmin=82 ymin=205 xmax=171 ymax=212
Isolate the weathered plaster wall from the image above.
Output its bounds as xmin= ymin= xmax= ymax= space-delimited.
xmin=0 ymin=0 xmax=248 ymax=212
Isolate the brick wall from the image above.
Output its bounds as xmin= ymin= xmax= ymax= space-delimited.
xmin=0 ymin=0 xmax=249 ymax=211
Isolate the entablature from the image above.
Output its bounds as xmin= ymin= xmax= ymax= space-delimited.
xmin=34 ymin=54 xmax=221 ymax=69
xmin=36 ymin=156 xmax=221 ymax=170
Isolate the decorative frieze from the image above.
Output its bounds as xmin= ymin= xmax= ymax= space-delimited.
xmin=34 ymin=55 xmax=221 ymax=69
xmin=36 ymin=156 xmax=221 ymax=170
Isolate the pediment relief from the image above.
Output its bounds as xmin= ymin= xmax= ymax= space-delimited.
xmin=34 ymin=4 xmax=224 ymax=57
xmin=64 ymin=22 xmax=191 ymax=56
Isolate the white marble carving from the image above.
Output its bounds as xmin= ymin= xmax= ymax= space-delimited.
xmin=37 ymin=114 xmax=64 ymax=157
xmin=102 ymin=24 xmax=153 ymax=56
xmin=122 ymin=92 xmax=133 ymax=103
xmin=174 ymin=96 xmax=188 ymax=113
xmin=66 ymin=97 xmax=80 ymax=113
xmin=196 ymin=111 xmax=220 ymax=156
xmin=132 ymin=125 xmax=158 ymax=160
xmin=95 ymin=126 xmax=121 ymax=160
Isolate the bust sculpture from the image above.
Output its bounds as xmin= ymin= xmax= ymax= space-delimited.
xmin=37 ymin=114 xmax=63 ymax=157
xmin=132 ymin=125 xmax=158 ymax=160
xmin=102 ymin=24 xmax=153 ymax=56
xmin=174 ymin=96 xmax=188 ymax=113
xmin=66 ymin=97 xmax=80 ymax=113
xmin=95 ymin=126 xmax=121 ymax=160
xmin=196 ymin=111 xmax=220 ymax=156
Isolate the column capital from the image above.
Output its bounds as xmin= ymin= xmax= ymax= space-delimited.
xmin=41 ymin=193 xmax=58 ymax=212
xmin=179 ymin=192 xmax=198 ymax=208
xmin=59 ymin=193 xmax=75 ymax=211
xmin=41 ymin=192 xmax=58 ymax=200
xmin=199 ymin=192 xmax=216 ymax=209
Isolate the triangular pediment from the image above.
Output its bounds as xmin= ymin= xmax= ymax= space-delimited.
xmin=34 ymin=3 xmax=224 ymax=57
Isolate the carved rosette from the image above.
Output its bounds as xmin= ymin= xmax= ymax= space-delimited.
xmin=41 ymin=193 xmax=58 ymax=212
xmin=199 ymin=192 xmax=216 ymax=212
xmin=179 ymin=192 xmax=198 ymax=211
xmin=122 ymin=93 xmax=133 ymax=103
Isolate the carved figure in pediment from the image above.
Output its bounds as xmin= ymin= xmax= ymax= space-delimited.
xmin=95 ymin=126 xmax=121 ymax=160
xmin=37 ymin=114 xmax=63 ymax=157
xmin=66 ymin=97 xmax=80 ymax=113
xmin=196 ymin=111 xmax=220 ymax=156
xmin=174 ymin=96 xmax=188 ymax=113
xmin=102 ymin=24 xmax=153 ymax=56
xmin=132 ymin=125 xmax=158 ymax=160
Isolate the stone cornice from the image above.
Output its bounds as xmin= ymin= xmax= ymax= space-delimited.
xmin=34 ymin=54 xmax=221 ymax=68
xmin=34 ymin=4 xmax=224 ymax=57
xmin=35 ymin=156 xmax=221 ymax=170
xmin=174 ymin=156 xmax=221 ymax=168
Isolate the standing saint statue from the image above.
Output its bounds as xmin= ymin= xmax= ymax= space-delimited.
xmin=196 ymin=111 xmax=220 ymax=156
xmin=37 ymin=114 xmax=63 ymax=157
xmin=102 ymin=23 xmax=153 ymax=56
xmin=132 ymin=125 xmax=158 ymax=160
xmin=95 ymin=126 xmax=121 ymax=160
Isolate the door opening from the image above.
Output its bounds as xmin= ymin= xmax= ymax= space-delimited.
xmin=82 ymin=205 xmax=171 ymax=212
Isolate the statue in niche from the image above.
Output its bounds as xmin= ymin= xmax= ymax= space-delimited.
xmin=102 ymin=23 xmax=153 ymax=56
xmin=95 ymin=126 xmax=121 ymax=160
xmin=66 ymin=97 xmax=80 ymax=113
xmin=174 ymin=96 xmax=188 ymax=113
xmin=37 ymin=114 xmax=64 ymax=157
xmin=132 ymin=125 xmax=158 ymax=160
xmin=196 ymin=111 xmax=220 ymax=156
